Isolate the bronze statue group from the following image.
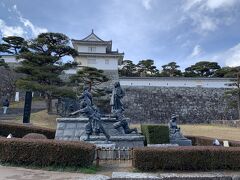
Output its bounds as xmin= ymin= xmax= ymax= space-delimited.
xmin=71 ymin=82 xmax=137 ymax=142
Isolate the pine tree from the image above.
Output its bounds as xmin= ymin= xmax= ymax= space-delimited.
xmin=161 ymin=62 xmax=182 ymax=77
xmin=0 ymin=36 xmax=26 ymax=98
xmin=137 ymin=59 xmax=158 ymax=76
xmin=16 ymin=32 xmax=78 ymax=113
xmin=119 ymin=60 xmax=138 ymax=77
xmin=184 ymin=61 xmax=221 ymax=77
xmin=70 ymin=66 xmax=109 ymax=96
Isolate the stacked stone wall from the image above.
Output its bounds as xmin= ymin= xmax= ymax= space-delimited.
xmin=122 ymin=86 xmax=237 ymax=124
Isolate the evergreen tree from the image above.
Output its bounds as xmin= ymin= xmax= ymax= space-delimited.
xmin=137 ymin=59 xmax=158 ymax=76
xmin=1 ymin=36 xmax=27 ymax=54
xmin=70 ymin=66 xmax=109 ymax=96
xmin=119 ymin=60 xmax=138 ymax=77
xmin=214 ymin=66 xmax=239 ymax=78
xmin=16 ymin=32 xmax=78 ymax=113
xmin=0 ymin=36 xmax=26 ymax=98
xmin=161 ymin=62 xmax=182 ymax=77
xmin=184 ymin=61 xmax=221 ymax=77
xmin=0 ymin=59 xmax=9 ymax=69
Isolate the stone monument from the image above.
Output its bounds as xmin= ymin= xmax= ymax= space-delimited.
xmin=169 ymin=115 xmax=192 ymax=146
xmin=55 ymin=83 xmax=144 ymax=148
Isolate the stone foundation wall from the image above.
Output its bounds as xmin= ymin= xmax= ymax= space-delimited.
xmin=122 ymin=86 xmax=238 ymax=124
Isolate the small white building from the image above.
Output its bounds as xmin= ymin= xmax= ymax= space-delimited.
xmin=0 ymin=55 xmax=21 ymax=68
xmin=71 ymin=30 xmax=124 ymax=79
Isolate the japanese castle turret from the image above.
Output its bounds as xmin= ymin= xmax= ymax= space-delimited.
xmin=71 ymin=30 xmax=124 ymax=81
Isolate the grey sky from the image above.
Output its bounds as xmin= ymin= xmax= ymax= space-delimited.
xmin=1 ymin=0 xmax=240 ymax=69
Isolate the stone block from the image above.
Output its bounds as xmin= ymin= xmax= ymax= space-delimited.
xmin=112 ymin=172 xmax=160 ymax=179
xmin=75 ymin=129 xmax=84 ymax=136
xmin=57 ymin=122 xmax=65 ymax=130
xmin=66 ymin=123 xmax=77 ymax=129
xmin=77 ymin=123 xmax=85 ymax=129
xmin=63 ymin=137 xmax=70 ymax=141
xmin=63 ymin=129 xmax=75 ymax=137
xmin=55 ymin=130 xmax=64 ymax=137
xmin=147 ymin=144 xmax=179 ymax=147
xmin=170 ymin=139 xmax=192 ymax=146
xmin=73 ymin=136 xmax=80 ymax=141
xmin=85 ymin=175 xmax=110 ymax=180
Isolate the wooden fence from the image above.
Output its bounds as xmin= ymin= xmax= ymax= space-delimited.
xmin=95 ymin=147 xmax=133 ymax=166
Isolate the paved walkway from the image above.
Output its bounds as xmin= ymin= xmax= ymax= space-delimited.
xmin=2 ymin=165 xmax=240 ymax=180
xmin=0 ymin=166 xmax=109 ymax=180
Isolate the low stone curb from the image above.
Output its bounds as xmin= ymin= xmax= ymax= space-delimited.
xmin=109 ymin=172 xmax=237 ymax=180
xmin=85 ymin=174 xmax=111 ymax=180
xmin=111 ymin=172 xmax=160 ymax=179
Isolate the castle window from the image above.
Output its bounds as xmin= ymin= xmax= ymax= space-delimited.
xmin=88 ymin=47 xmax=96 ymax=52
xmin=88 ymin=58 xmax=96 ymax=64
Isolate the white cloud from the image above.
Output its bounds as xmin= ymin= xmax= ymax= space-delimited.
xmin=198 ymin=16 xmax=217 ymax=31
xmin=19 ymin=17 xmax=47 ymax=37
xmin=182 ymin=0 xmax=239 ymax=33
xmin=224 ymin=43 xmax=240 ymax=67
xmin=190 ymin=44 xmax=202 ymax=57
xmin=205 ymin=0 xmax=237 ymax=10
xmin=0 ymin=4 xmax=48 ymax=38
xmin=13 ymin=4 xmax=17 ymax=10
xmin=142 ymin=0 xmax=153 ymax=10
xmin=0 ymin=19 xmax=25 ymax=37
xmin=183 ymin=0 xmax=237 ymax=11
xmin=183 ymin=0 xmax=203 ymax=11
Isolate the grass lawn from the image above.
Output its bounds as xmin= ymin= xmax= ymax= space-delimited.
xmin=14 ymin=110 xmax=58 ymax=130
xmin=28 ymin=110 xmax=58 ymax=129
xmin=131 ymin=124 xmax=240 ymax=141
xmin=180 ymin=124 xmax=240 ymax=141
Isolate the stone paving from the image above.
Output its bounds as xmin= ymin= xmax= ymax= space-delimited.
xmin=2 ymin=164 xmax=240 ymax=180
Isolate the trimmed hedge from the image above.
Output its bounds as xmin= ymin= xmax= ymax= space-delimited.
xmin=141 ymin=124 xmax=169 ymax=144
xmin=133 ymin=146 xmax=240 ymax=171
xmin=0 ymin=122 xmax=55 ymax=139
xmin=0 ymin=138 xmax=95 ymax=167
xmin=23 ymin=133 xmax=47 ymax=140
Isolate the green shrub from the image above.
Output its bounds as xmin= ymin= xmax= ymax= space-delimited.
xmin=141 ymin=124 xmax=169 ymax=144
xmin=133 ymin=146 xmax=240 ymax=171
xmin=0 ymin=138 xmax=95 ymax=167
xmin=23 ymin=133 xmax=47 ymax=140
xmin=0 ymin=122 xmax=55 ymax=139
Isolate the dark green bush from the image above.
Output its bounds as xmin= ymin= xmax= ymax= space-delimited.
xmin=133 ymin=146 xmax=240 ymax=171
xmin=23 ymin=133 xmax=47 ymax=140
xmin=141 ymin=124 xmax=169 ymax=144
xmin=0 ymin=138 xmax=95 ymax=167
xmin=0 ymin=122 xmax=55 ymax=139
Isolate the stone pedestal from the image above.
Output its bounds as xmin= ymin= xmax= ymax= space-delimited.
xmin=170 ymin=138 xmax=192 ymax=146
xmin=55 ymin=117 xmax=144 ymax=148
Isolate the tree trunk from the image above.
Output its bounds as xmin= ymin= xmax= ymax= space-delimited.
xmin=89 ymin=81 xmax=92 ymax=91
xmin=45 ymin=95 xmax=53 ymax=113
